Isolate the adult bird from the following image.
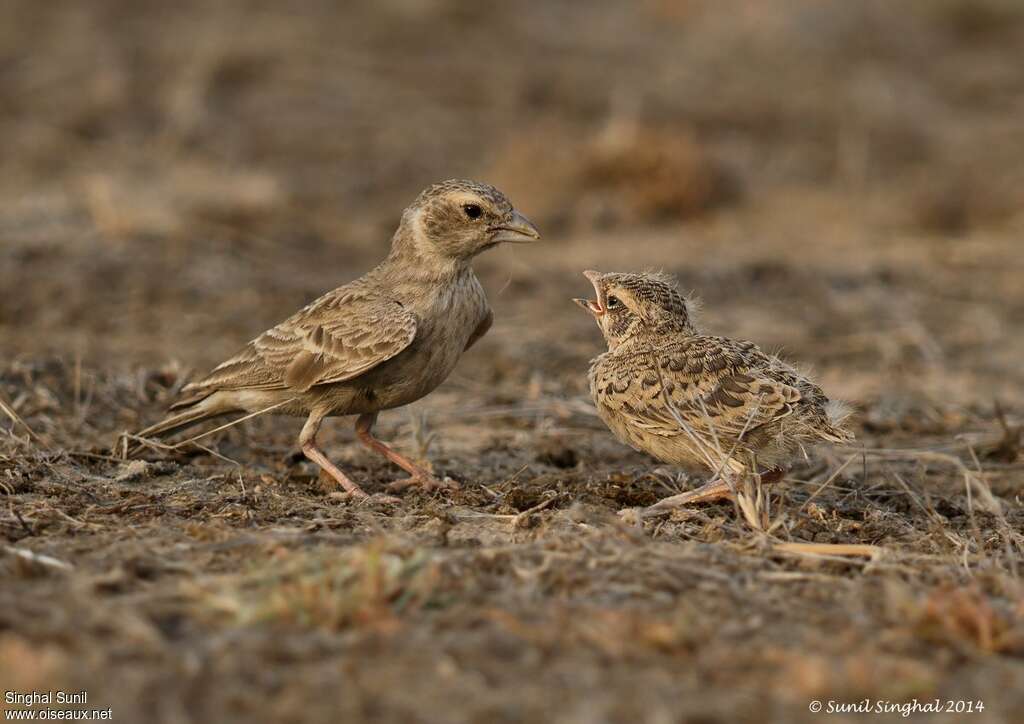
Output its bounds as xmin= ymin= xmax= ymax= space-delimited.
xmin=132 ymin=180 xmax=540 ymax=498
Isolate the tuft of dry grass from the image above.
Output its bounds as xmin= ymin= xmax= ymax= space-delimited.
xmin=196 ymin=539 xmax=445 ymax=632
xmin=913 ymin=584 xmax=1024 ymax=656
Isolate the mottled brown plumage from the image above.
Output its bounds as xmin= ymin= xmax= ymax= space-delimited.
xmin=134 ymin=180 xmax=539 ymax=498
xmin=575 ymin=270 xmax=851 ymax=505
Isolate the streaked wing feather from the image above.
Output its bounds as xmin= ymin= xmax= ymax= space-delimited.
xmin=182 ymin=290 xmax=417 ymax=395
xmin=277 ymin=302 xmax=416 ymax=391
xmin=593 ymin=337 xmax=801 ymax=445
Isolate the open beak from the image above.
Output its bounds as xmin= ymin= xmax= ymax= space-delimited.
xmin=489 ymin=209 xmax=541 ymax=244
xmin=573 ymin=297 xmax=600 ymax=315
xmin=573 ymin=269 xmax=605 ymax=316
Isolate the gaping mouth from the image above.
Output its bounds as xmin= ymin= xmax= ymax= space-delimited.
xmin=572 ymin=270 xmax=605 ymax=316
xmin=573 ymin=298 xmax=604 ymax=315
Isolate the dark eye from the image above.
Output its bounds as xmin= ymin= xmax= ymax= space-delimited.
xmin=463 ymin=204 xmax=482 ymax=219
xmin=606 ymin=295 xmax=621 ymax=309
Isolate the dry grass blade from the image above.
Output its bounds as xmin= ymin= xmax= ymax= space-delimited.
xmin=122 ymin=397 xmax=298 ymax=457
xmin=168 ymin=397 xmax=300 ymax=448
xmin=3 ymin=545 xmax=74 ymax=571
xmin=736 ymin=479 xmax=770 ymax=533
xmin=0 ymin=393 xmax=44 ymax=446
xmin=853 ymin=447 xmax=1005 ymax=515
xmin=773 ymin=542 xmax=883 ymax=560
xmin=798 ymin=454 xmax=857 ymax=513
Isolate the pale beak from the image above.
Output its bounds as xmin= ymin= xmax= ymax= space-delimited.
xmin=489 ymin=209 xmax=541 ymax=244
xmin=573 ymin=297 xmax=600 ymax=315
xmin=574 ymin=270 xmax=606 ymax=316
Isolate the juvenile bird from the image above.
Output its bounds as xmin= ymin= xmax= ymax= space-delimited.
xmin=575 ymin=271 xmax=851 ymax=506
xmin=133 ymin=180 xmax=539 ymax=498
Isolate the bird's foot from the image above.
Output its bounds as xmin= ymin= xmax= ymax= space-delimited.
xmin=386 ymin=473 xmax=459 ymax=493
xmin=622 ymin=469 xmax=788 ymax=520
xmin=622 ymin=478 xmax=735 ymax=521
xmin=307 ymin=442 xmax=371 ymax=498
xmin=314 ymin=465 xmax=369 ymax=499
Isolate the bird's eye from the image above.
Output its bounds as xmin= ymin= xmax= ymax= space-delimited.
xmin=463 ymin=204 xmax=482 ymax=219
xmin=606 ymin=295 xmax=621 ymax=309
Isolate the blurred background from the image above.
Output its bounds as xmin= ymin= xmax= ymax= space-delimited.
xmin=4 ymin=3 xmax=1024 ymax=721
xmin=3 ymin=0 xmax=1024 ymax=411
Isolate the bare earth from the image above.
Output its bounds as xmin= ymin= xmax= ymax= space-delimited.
xmin=2 ymin=2 xmax=1023 ymax=722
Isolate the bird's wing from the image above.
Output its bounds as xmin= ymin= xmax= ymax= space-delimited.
xmin=594 ymin=337 xmax=802 ymax=446
xmin=183 ymin=290 xmax=417 ymax=395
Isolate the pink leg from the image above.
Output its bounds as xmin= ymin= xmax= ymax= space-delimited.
xmin=641 ymin=467 xmax=787 ymax=514
xmin=302 ymin=440 xmax=368 ymax=498
xmin=299 ymin=411 xmax=367 ymax=498
xmin=644 ymin=478 xmax=734 ymax=513
xmin=355 ymin=413 xmax=452 ymax=492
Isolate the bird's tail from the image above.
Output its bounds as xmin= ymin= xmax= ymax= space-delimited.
xmin=819 ymin=399 xmax=855 ymax=442
xmin=123 ymin=396 xmax=231 ymax=456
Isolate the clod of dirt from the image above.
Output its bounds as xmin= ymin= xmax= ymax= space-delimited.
xmin=416 ymin=516 xmax=452 ymax=546
xmin=115 ymin=459 xmax=177 ymax=483
xmin=501 ymin=487 xmax=545 ymax=513
xmin=982 ymin=403 xmax=1022 ymax=463
xmin=115 ymin=460 xmax=152 ymax=483
xmin=535 ymin=440 xmax=579 ymax=469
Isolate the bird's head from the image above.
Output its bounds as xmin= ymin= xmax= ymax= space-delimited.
xmin=400 ymin=179 xmax=540 ymax=262
xmin=574 ymin=270 xmax=695 ymax=350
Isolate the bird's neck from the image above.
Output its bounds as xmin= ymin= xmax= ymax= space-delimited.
xmin=612 ymin=322 xmax=696 ymax=353
xmin=653 ymin=318 xmax=697 ymax=336
xmin=371 ymin=229 xmax=474 ymax=296
xmin=608 ymin=334 xmax=647 ymax=354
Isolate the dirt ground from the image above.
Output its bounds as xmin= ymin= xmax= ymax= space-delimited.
xmin=3 ymin=1 xmax=1024 ymax=722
